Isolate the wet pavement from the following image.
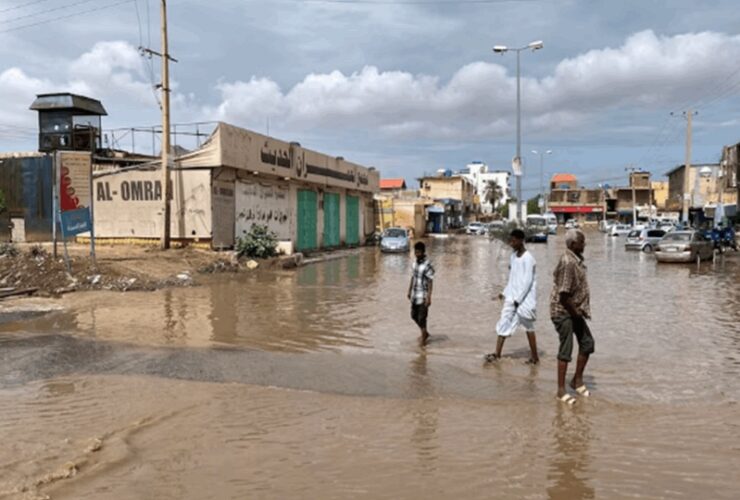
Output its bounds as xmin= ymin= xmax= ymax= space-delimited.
xmin=1 ymin=232 xmax=739 ymax=499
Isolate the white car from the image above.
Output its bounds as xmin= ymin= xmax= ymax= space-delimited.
xmin=565 ymin=220 xmax=579 ymax=230
xmin=610 ymin=224 xmax=632 ymax=237
xmin=465 ymin=222 xmax=486 ymax=235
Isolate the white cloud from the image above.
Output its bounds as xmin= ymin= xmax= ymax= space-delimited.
xmin=205 ymin=30 xmax=740 ymax=142
xmin=3 ymin=30 xmax=740 ymax=151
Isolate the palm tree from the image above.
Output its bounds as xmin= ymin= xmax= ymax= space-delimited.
xmin=484 ymin=180 xmax=503 ymax=212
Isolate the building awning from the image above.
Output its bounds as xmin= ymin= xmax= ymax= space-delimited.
xmin=427 ymin=206 xmax=445 ymax=214
xmin=551 ymin=206 xmax=603 ymax=214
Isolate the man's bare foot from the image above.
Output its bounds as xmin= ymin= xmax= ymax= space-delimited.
xmin=525 ymin=357 xmax=539 ymax=365
xmin=420 ymin=332 xmax=430 ymax=346
xmin=484 ymin=353 xmax=501 ymax=363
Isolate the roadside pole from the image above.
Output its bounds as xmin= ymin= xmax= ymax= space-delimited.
xmin=682 ymin=110 xmax=696 ymax=225
xmin=52 ymin=154 xmax=58 ymax=260
xmin=160 ymin=0 xmax=172 ymax=249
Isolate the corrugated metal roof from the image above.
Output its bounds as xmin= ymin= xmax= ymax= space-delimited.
xmin=29 ymin=93 xmax=107 ymax=115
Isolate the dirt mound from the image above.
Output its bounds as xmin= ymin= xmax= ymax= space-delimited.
xmin=0 ymin=246 xmax=195 ymax=297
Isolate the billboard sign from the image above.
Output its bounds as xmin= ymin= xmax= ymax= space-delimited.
xmin=58 ymin=151 xmax=92 ymax=212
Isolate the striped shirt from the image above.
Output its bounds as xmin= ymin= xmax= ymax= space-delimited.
xmin=410 ymin=258 xmax=435 ymax=305
xmin=550 ymin=249 xmax=591 ymax=318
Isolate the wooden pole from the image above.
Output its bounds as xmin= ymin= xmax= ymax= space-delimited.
xmin=160 ymin=0 xmax=172 ymax=249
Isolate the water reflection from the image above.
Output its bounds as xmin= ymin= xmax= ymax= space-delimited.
xmin=547 ymin=407 xmax=595 ymax=499
xmin=408 ymin=352 xmax=439 ymax=475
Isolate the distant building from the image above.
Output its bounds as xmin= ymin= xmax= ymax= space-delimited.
xmin=379 ymin=178 xmax=407 ymax=195
xmin=459 ymin=161 xmax=510 ymax=213
xmin=613 ymin=171 xmax=654 ymax=222
xmin=666 ymin=163 xmax=738 ymax=222
xmin=419 ymin=173 xmax=476 ymax=229
xmin=651 ymin=181 xmax=669 ymax=211
xmin=550 ymin=173 xmax=578 ymax=190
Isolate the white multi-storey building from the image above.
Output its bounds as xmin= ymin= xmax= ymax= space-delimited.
xmin=460 ymin=162 xmax=511 ymax=214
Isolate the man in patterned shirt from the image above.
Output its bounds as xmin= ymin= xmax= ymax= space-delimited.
xmin=407 ymin=241 xmax=435 ymax=345
xmin=551 ymin=229 xmax=595 ymax=405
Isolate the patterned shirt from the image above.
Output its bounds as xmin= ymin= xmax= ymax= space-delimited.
xmin=410 ymin=258 xmax=435 ymax=305
xmin=550 ymin=249 xmax=591 ymax=318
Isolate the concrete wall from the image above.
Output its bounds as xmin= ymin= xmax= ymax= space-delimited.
xmin=235 ymin=178 xmax=294 ymax=241
xmin=93 ymin=168 xmax=212 ymax=239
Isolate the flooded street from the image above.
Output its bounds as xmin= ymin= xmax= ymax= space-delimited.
xmin=2 ymin=232 xmax=739 ymax=499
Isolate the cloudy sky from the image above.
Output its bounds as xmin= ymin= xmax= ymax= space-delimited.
xmin=1 ymin=0 xmax=739 ymax=197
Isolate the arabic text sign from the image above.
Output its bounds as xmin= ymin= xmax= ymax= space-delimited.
xmin=60 ymin=207 xmax=92 ymax=236
xmin=59 ymin=151 xmax=92 ymax=212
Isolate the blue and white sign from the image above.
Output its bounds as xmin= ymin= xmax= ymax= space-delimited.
xmin=60 ymin=207 xmax=92 ymax=237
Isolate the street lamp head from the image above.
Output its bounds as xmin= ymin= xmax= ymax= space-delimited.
xmin=528 ymin=40 xmax=544 ymax=51
xmin=546 ymin=150 xmax=553 ymax=154
xmin=531 ymin=150 xmax=539 ymax=155
xmin=493 ymin=45 xmax=508 ymax=53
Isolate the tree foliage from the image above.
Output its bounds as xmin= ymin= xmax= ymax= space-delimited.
xmin=236 ymin=224 xmax=279 ymax=259
xmin=484 ymin=180 xmax=504 ymax=211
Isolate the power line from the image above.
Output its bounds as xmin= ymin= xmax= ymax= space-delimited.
xmin=0 ymin=0 xmax=53 ymax=14
xmin=0 ymin=0 xmax=101 ymax=25
xmin=0 ymin=0 xmax=133 ymax=34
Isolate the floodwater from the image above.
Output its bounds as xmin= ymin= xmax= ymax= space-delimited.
xmin=1 ymin=232 xmax=739 ymax=499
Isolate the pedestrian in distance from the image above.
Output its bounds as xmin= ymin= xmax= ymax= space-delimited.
xmin=408 ymin=241 xmax=435 ymax=346
xmin=484 ymin=229 xmax=539 ymax=364
xmin=551 ymin=229 xmax=595 ymax=406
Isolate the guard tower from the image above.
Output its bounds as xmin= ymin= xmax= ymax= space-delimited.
xmin=29 ymin=93 xmax=107 ymax=153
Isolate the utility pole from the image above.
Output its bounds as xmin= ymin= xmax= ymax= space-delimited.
xmin=140 ymin=1 xmax=178 ymax=249
xmin=681 ymin=110 xmax=697 ymax=225
xmin=626 ymin=166 xmax=638 ymax=226
xmin=160 ymin=0 xmax=172 ymax=249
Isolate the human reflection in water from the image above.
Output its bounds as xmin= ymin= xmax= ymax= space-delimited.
xmin=546 ymin=406 xmax=595 ymax=500
xmin=409 ymin=351 xmax=439 ymax=476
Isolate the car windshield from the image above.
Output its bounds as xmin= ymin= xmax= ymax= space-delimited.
xmin=648 ymin=230 xmax=665 ymax=237
xmin=384 ymin=229 xmax=406 ymax=238
xmin=662 ymin=233 xmax=691 ymax=242
xmin=469 ymin=223 xmax=482 ymax=227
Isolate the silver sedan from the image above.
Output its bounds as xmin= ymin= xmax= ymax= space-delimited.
xmin=654 ymin=231 xmax=714 ymax=263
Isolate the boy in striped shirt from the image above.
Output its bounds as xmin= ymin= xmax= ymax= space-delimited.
xmin=407 ymin=241 xmax=435 ymax=345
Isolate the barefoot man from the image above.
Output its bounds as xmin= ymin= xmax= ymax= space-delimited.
xmin=408 ymin=241 xmax=434 ymax=345
xmin=485 ymin=229 xmax=539 ymax=364
xmin=551 ymin=229 xmax=595 ymax=405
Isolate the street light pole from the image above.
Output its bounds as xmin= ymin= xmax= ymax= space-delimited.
xmin=493 ymin=40 xmax=543 ymax=225
xmin=532 ymin=149 xmax=552 ymax=214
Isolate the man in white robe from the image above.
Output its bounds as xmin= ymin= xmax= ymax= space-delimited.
xmin=485 ymin=229 xmax=539 ymax=364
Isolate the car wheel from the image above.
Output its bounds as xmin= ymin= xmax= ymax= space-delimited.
xmin=643 ymin=244 xmax=652 ymax=253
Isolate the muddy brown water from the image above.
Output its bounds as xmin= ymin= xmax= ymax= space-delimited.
xmin=1 ymin=232 xmax=739 ymax=499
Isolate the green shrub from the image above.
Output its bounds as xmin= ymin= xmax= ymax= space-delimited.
xmin=236 ymin=224 xmax=279 ymax=259
xmin=0 ymin=189 xmax=6 ymax=214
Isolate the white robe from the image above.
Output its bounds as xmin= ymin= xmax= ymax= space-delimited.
xmin=496 ymin=250 xmax=537 ymax=337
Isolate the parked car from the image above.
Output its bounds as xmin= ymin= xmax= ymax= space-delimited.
xmin=565 ymin=219 xmax=579 ymax=230
xmin=625 ymin=228 xmax=667 ymax=251
xmin=525 ymin=215 xmax=549 ymax=243
xmin=609 ymin=224 xmax=632 ymax=237
xmin=655 ymin=230 xmax=714 ymax=263
xmin=465 ymin=221 xmax=487 ymax=235
xmin=380 ymin=228 xmax=410 ymax=253
xmin=599 ymin=220 xmax=617 ymax=233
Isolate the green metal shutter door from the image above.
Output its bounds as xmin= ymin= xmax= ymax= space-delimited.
xmin=346 ymin=195 xmax=359 ymax=246
xmin=297 ymin=189 xmax=317 ymax=251
xmin=323 ymin=192 xmax=340 ymax=248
